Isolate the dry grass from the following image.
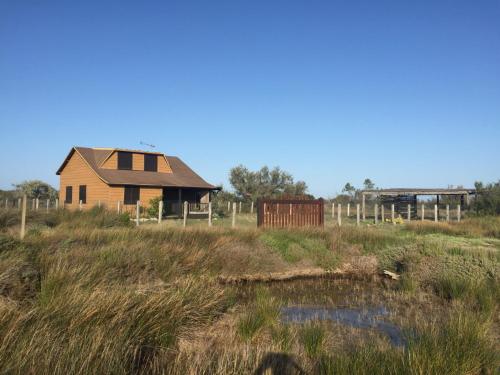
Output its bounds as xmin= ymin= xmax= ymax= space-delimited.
xmin=0 ymin=208 xmax=498 ymax=374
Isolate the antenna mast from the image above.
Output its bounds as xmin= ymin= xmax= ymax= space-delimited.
xmin=140 ymin=141 xmax=156 ymax=150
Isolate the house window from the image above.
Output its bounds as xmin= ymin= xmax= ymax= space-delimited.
xmin=124 ymin=186 xmax=140 ymax=205
xmin=144 ymin=154 xmax=158 ymax=172
xmin=65 ymin=186 xmax=72 ymax=204
xmin=79 ymin=185 xmax=87 ymax=204
xmin=118 ymin=152 xmax=133 ymax=170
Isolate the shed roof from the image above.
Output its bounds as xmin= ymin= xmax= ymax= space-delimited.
xmin=56 ymin=147 xmax=218 ymax=190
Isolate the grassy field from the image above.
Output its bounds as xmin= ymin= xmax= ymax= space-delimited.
xmin=0 ymin=207 xmax=498 ymax=374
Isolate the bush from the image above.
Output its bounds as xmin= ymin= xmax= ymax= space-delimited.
xmin=146 ymin=196 xmax=162 ymax=219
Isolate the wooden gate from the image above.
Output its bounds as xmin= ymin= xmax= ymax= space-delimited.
xmin=257 ymin=198 xmax=324 ymax=228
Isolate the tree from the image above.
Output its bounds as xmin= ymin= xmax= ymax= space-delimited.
xmin=229 ymin=165 xmax=308 ymax=201
xmin=363 ymin=178 xmax=375 ymax=190
xmin=14 ymin=180 xmax=58 ymax=200
xmin=342 ymin=182 xmax=356 ymax=197
xmin=472 ymin=180 xmax=500 ymax=215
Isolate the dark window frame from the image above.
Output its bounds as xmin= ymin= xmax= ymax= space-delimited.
xmin=79 ymin=185 xmax=87 ymax=204
xmin=65 ymin=186 xmax=73 ymax=204
xmin=124 ymin=186 xmax=140 ymax=205
xmin=117 ymin=151 xmax=133 ymax=170
xmin=144 ymin=154 xmax=158 ymax=172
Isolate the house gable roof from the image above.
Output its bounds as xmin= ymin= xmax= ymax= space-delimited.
xmin=56 ymin=147 xmax=217 ymax=189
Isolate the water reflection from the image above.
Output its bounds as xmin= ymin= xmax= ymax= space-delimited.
xmin=281 ymin=305 xmax=405 ymax=347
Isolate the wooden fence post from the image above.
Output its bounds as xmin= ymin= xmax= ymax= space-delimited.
xmin=407 ymin=204 xmax=411 ymax=221
xmin=35 ymin=198 xmax=39 ymax=211
xmin=331 ymin=203 xmax=335 ymax=219
xmin=362 ymin=194 xmax=366 ymax=221
xmin=232 ymin=202 xmax=236 ymax=228
xmin=446 ymin=205 xmax=450 ymax=222
xmin=18 ymin=198 xmax=22 ymax=210
xmin=227 ymin=201 xmax=230 ymax=211
xmin=5 ymin=199 xmax=8 ymax=208
xmin=457 ymin=204 xmax=461 ymax=222
xmin=434 ymin=204 xmax=438 ymax=222
xmin=391 ymin=204 xmax=395 ymax=224
xmin=374 ymin=204 xmax=378 ymax=224
xmin=337 ymin=203 xmax=342 ymax=226
xmin=98 ymin=200 xmax=101 ymax=208
xmin=251 ymin=201 xmax=254 ymax=214
xmin=31 ymin=198 xmax=35 ymax=210
xmin=46 ymin=199 xmax=50 ymax=213
xmin=347 ymin=203 xmax=350 ymax=217
xmin=380 ymin=205 xmax=385 ymax=224
xmin=421 ymin=204 xmax=425 ymax=221
xmin=55 ymin=199 xmax=59 ymax=210
xmin=136 ymin=201 xmax=141 ymax=226
xmin=158 ymin=200 xmax=163 ymax=224
xmin=20 ymin=195 xmax=27 ymax=240
xmin=239 ymin=202 xmax=242 ymax=213
xmin=356 ymin=204 xmax=360 ymax=226
xmin=117 ymin=201 xmax=121 ymax=214
xmin=183 ymin=201 xmax=188 ymax=227
xmin=208 ymin=202 xmax=212 ymax=227
xmin=79 ymin=200 xmax=82 ymax=211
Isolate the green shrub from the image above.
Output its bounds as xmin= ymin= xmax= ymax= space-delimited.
xmin=146 ymin=196 xmax=162 ymax=218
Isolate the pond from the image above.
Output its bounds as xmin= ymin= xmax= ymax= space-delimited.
xmin=281 ymin=305 xmax=405 ymax=347
xmin=236 ymin=277 xmax=410 ymax=348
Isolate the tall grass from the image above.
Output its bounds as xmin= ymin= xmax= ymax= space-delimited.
xmin=0 ymin=209 xmax=498 ymax=374
xmin=405 ymin=216 xmax=500 ymax=238
xmin=317 ymin=310 xmax=498 ymax=375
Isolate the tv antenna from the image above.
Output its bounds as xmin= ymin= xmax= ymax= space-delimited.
xmin=140 ymin=141 xmax=156 ymax=150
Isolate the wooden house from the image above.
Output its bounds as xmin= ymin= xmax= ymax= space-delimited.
xmin=56 ymin=147 xmax=217 ymax=214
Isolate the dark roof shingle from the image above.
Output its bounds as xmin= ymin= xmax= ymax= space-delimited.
xmin=57 ymin=147 xmax=217 ymax=189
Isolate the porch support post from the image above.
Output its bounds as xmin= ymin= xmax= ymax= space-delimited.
xmin=178 ymin=189 xmax=182 ymax=218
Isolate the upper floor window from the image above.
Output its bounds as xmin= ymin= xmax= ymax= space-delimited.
xmin=118 ymin=152 xmax=132 ymax=170
xmin=144 ymin=154 xmax=158 ymax=172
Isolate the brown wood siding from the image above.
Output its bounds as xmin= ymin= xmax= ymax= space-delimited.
xmin=132 ymin=153 xmax=144 ymax=171
xmin=59 ymin=151 xmax=162 ymax=210
xmin=158 ymin=156 xmax=172 ymax=173
xmin=101 ymin=152 xmax=117 ymax=169
xmin=59 ymin=151 xmax=110 ymax=209
xmin=108 ymin=186 xmax=162 ymax=209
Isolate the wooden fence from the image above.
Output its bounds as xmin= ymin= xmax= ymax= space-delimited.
xmin=257 ymin=199 xmax=324 ymax=228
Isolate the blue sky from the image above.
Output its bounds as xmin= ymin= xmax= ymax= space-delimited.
xmin=1 ymin=0 xmax=499 ymax=197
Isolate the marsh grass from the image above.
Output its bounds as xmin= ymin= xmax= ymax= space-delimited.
xmin=317 ymin=309 xmax=498 ymax=375
xmin=0 ymin=209 xmax=498 ymax=374
xmin=260 ymin=229 xmax=339 ymax=268
xmin=237 ymin=286 xmax=280 ymax=341
xmin=405 ymin=216 xmax=500 ymax=238
xmin=300 ymin=322 xmax=325 ymax=357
